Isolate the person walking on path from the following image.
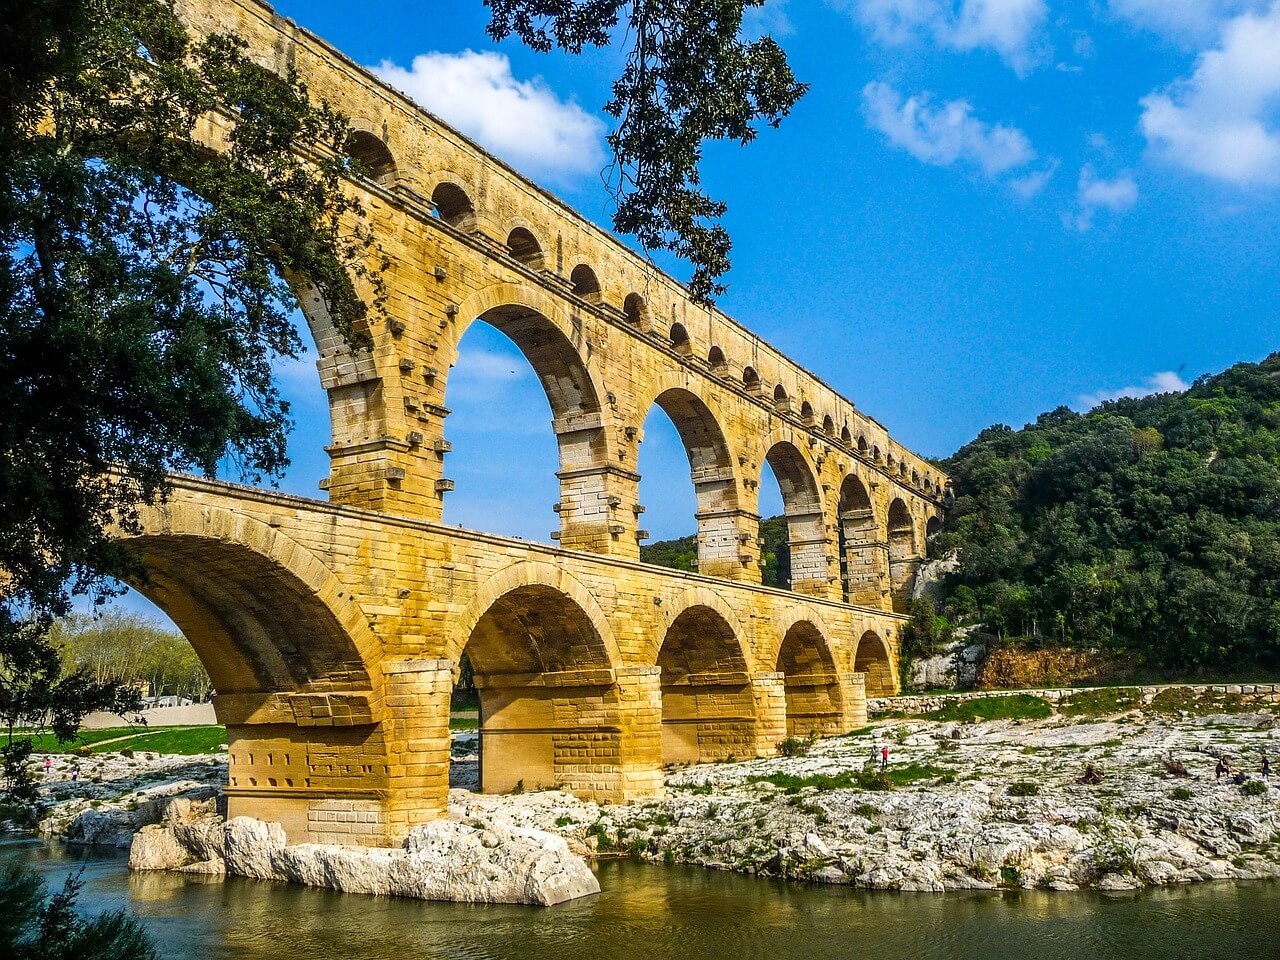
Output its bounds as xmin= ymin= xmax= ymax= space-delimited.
xmin=43 ymin=756 xmax=52 ymax=778
xmin=1263 ymin=754 xmax=1272 ymax=780
xmin=881 ymin=745 xmax=890 ymax=770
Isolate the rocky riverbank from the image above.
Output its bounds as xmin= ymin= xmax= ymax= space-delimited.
xmin=17 ymin=695 xmax=1280 ymax=896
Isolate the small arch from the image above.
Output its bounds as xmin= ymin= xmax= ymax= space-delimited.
xmin=822 ymin=415 xmax=835 ymax=437
xmin=926 ymin=516 xmax=943 ymax=538
xmin=505 ymin=227 xmax=544 ymax=270
xmin=570 ymin=264 xmax=602 ymax=304
xmin=838 ymin=474 xmax=883 ymax=606
xmin=855 ymin=630 xmax=896 ymax=697
xmin=344 ymin=130 xmax=396 ymax=187
xmin=887 ymin=498 xmax=918 ymax=614
xmin=799 ymin=400 xmax=815 ymax=424
xmin=773 ymin=384 xmax=790 ymax=413
xmin=872 ymin=444 xmax=882 ymax=462
xmin=431 ymin=182 xmax=476 ymax=230
xmin=455 ymin=580 xmax=619 ymax=794
xmin=912 ymin=469 xmax=920 ymax=485
xmin=841 ymin=425 xmax=853 ymax=446
xmin=658 ymin=604 xmax=755 ymax=765
xmin=743 ymin=366 xmax=761 ymax=393
xmin=776 ymin=621 xmax=844 ymax=738
xmin=761 ymin=440 xmax=825 ymax=591
xmin=669 ymin=322 xmax=692 ymax=356
xmin=858 ymin=435 xmax=869 ymax=455
xmin=623 ymin=292 xmax=647 ymax=327
xmin=707 ymin=345 xmax=727 ymax=370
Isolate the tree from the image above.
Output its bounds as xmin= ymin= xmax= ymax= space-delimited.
xmin=486 ymin=0 xmax=806 ymax=302
xmin=0 ymin=0 xmax=381 ymax=625
xmin=0 ymin=864 xmax=155 ymax=960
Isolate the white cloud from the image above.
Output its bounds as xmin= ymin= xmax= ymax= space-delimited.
xmin=838 ymin=0 xmax=1048 ymax=74
xmin=371 ymin=51 xmax=606 ymax=181
xmin=1008 ymin=159 xmax=1059 ymax=198
xmin=1110 ymin=0 xmax=1265 ymax=46
xmin=1078 ymin=370 xmax=1190 ymax=408
xmin=1138 ymin=3 xmax=1280 ymax=187
xmin=862 ymin=81 xmax=1037 ymax=177
xmin=1065 ymin=164 xmax=1139 ymax=231
xmin=744 ymin=0 xmax=795 ymax=37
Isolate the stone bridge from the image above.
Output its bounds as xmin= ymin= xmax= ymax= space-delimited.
xmin=129 ymin=0 xmax=950 ymax=846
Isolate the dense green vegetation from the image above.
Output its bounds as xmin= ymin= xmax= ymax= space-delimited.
xmin=53 ymin=612 xmax=211 ymax=703
xmin=933 ymin=353 xmax=1280 ymax=675
xmin=642 ymin=515 xmax=791 ymax=588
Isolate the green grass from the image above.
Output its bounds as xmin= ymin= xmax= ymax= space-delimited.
xmin=918 ymin=694 xmax=1052 ymax=723
xmin=1059 ymin=687 xmax=1144 ymax=717
xmin=748 ymin=763 xmax=949 ymax=794
xmin=449 ymin=716 xmax=479 ymax=730
xmin=1149 ymin=688 xmax=1273 ymax=717
xmin=13 ymin=725 xmax=226 ymax=755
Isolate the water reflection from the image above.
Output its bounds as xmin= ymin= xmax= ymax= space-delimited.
xmin=3 ymin=838 xmax=1277 ymax=960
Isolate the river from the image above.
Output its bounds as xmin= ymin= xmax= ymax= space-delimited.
xmin=4 ymin=837 xmax=1277 ymax=960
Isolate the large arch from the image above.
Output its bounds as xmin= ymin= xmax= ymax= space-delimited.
xmin=446 ymin=283 xmax=612 ymax=550
xmin=636 ymin=381 xmax=742 ymax=579
xmin=121 ymin=501 xmax=389 ymax=842
xmin=855 ymin=630 xmax=896 ymax=697
xmin=838 ymin=474 xmax=888 ymax=608
xmin=761 ymin=439 xmax=828 ymax=594
xmin=450 ymin=566 xmax=623 ymax=795
xmin=656 ymin=599 xmax=757 ymax=765
xmin=775 ymin=620 xmax=845 ymax=738
xmin=887 ymin=498 xmax=919 ymax=613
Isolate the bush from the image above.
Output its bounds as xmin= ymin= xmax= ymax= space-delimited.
xmin=1242 ymin=779 xmax=1267 ymax=797
xmin=1006 ymin=781 xmax=1040 ymax=797
xmin=1170 ymin=786 xmax=1193 ymax=801
xmin=777 ymin=733 xmax=815 ymax=758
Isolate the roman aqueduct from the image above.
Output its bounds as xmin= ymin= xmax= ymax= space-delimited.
xmin=120 ymin=0 xmax=950 ymax=845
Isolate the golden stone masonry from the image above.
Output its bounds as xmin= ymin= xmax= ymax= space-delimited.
xmin=123 ymin=0 xmax=949 ymax=846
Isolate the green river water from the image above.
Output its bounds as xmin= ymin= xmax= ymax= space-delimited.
xmin=4 ymin=837 xmax=1277 ymax=960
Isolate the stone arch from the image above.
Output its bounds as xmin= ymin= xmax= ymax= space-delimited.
xmin=775 ymin=619 xmax=845 ymax=738
xmin=842 ymin=425 xmax=853 ymax=446
xmin=570 ymin=264 xmax=602 ymax=303
xmin=855 ymin=630 xmax=896 ymax=697
xmin=926 ymin=515 xmax=943 ymax=538
xmin=707 ymin=345 xmax=726 ymax=370
xmin=773 ymin=383 xmax=790 ymax=413
xmin=656 ymin=593 xmax=756 ymax=765
xmin=624 ymin=292 xmax=647 ymax=328
xmin=800 ymin=400 xmax=815 ymax=424
xmin=822 ymin=414 xmax=835 ymax=437
xmin=887 ymin=498 xmax=919 ymax=613
xmin=761 ymin=438 xmax=827 ymax=594
xmin=449 ymin=563 xmax=625 ymax=795
xmin=447 ymin=283 xmax=611 ymax=548
xmin=505 ymin=226 xmax=544 ymax=270
xmin=430 ymin=181 xmax=476 ymax=230
xmin=838 ymin=474 xmax=887 ymax=608
xmin=344 ymin=129 xmax=396 ymax=187
xmin=126 ymin=502 xmax=382 ymax=695
xmin=669 ymin=321 xmax=692 ymax=355
xmin=743 ymin=366 xmax=761 ymax=393
xmin=635 ymin=379 xmax=742 ymax=579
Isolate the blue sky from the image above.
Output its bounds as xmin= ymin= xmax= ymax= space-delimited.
xmin=107 ymin=0 xmax=1280 ymax=621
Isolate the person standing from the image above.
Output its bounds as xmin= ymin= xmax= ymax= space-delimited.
xmin=881 ymin=745 xmax=890 ymax=770
xmin=43 ymin=756 xmax=52 ymax=778
xmin=1263 ymin=754 xmax=1272 ymax=780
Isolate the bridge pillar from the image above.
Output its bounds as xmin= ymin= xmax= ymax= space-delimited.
xmin=889 ymin=553 xmax=924 ymax=614
xmin=555 ymin=463 xmax=643 ymax=559
xmin=843 ymin=532 xmax=891 ymax=609
xmin=787 ymin=508 xmax=837 ymax=598
xmin=475 ymin=668 xmax=663 ymax=803
xmin=383 ymin=658 xmax=453 ymax=843
xmin=839 ymin=673 xmax=870 ymax=730
xmin=694 ymin=508 xmax=762 ymax=582
xmin=750 ymin=671 xmax=788 ymax=755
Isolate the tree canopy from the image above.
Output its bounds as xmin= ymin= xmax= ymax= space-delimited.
xmin=932 ymin=354 xmax=1280 ymax=674
xmin=486 ymin=0 xmax=806 ymax=302
xmin=0 ymin=0 xmax=380 ymax=623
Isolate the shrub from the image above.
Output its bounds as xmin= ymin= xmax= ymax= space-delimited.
xmin=1170 ymin=786 xmax=1193 ymax=801
xmin=1243 ymin=779 xmax=1267 ymax=797
xmin=1006 ymin=781 xmax=1040 ymax=797
xmin=777 ymin=735 xmax=813 ymax=758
